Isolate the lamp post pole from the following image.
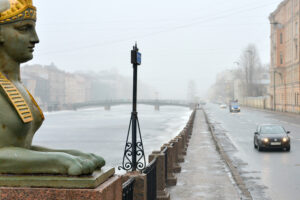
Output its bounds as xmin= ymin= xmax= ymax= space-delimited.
xmin=119 ymin=43 xmax=146 ymax=172
xmin=131 ymin=45 xmax=138 ymax=171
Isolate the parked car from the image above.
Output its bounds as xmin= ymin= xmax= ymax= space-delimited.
xmin=219 ymin=104 xmax=227 ymax=109
xmin=254 ymin=124 xmax=290 ymax=151
xmin=229 ymin=101 xmax=240 ymax=112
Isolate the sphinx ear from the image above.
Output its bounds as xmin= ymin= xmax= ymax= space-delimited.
xmin=0 ymin=0 xmax=10 ymax=44
xmin=0 ymin=27 xmax=4 ymax=44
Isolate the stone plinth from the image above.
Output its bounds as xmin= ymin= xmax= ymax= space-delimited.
xmin=170 ymin=139 xmax=181 ymax=173
xmin=0 ymin=175 xmax=122 ymax=200
xmin=149 ymin=152 xmax=170 ymax=200
xmin=157 ymin=189 xmax=171 ymax=200
xmin=123 ymin=171 xmax=147 ymax=200
xmin=161 ymin=144 xmax=177 ymax=186
xmin=175 ymin=136 xmax=185 ymax=162
xmin=0 ymin=168 xmax=115 ymax=189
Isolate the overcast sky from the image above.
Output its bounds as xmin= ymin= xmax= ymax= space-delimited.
xmin=26 ymin=0 xmax=283 ymax=99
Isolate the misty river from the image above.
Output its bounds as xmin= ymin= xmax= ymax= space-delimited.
xmin=33 ymin=105 xmax=192 ymax=173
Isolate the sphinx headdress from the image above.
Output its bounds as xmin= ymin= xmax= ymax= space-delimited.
xmin=0 ymin=0 xmax=36 ymax=24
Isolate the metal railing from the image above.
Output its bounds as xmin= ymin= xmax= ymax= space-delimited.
xmin=143 ymin=159 xmax=157 ymax=200
xmin=161 ymin=147 xmax=168 ymax=183
xmin=122 ymin=177 xmax=135 ymax=200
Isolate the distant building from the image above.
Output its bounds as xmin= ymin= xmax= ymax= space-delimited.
xmin=22 ymin=64 xmax=85 ymax=110
xmin=65 ymin=73 xmax=92 ymax=105
xmin=270 ymin=0 xmax=300 ymax=113
xmin=213 ymin=70 xmax=235 ymax=103
xmin=234 ymin=79 xmax=244 ymax=101
xmin=45 ymin=64 xmax=66 ymax=109
xmin=22 ymin=64 xmax=50 ymax=110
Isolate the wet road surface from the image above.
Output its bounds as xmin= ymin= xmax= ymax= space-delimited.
xmin=205 ymin=104 xmax=300 ymax=200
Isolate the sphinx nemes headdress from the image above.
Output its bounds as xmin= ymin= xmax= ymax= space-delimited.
xmin=0 ymin=0 xmax=36 ymax=24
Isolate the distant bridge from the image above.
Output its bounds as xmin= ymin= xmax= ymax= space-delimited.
xmin=44 ymin=99 xmax=195 ymax=111
xmin=73 ymin=99 xmax=194 ymax=110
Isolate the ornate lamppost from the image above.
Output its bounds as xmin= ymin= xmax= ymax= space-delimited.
xmin=119 ymin=43 xmax=146 ymax=171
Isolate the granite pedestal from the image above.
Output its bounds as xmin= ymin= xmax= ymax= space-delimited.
xmin=0 ymin=168 xmax=122 ymax=200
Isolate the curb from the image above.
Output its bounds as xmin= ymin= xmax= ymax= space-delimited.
xmin=202 ymin=110 xmax=253 ymax=200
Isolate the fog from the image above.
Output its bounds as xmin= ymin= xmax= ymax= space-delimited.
xmin=25 ymin=0 xmax=282 ymax=99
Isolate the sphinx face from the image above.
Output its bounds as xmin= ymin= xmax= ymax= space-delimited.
xmin=0 ymin=19 xmax=39 ymax=63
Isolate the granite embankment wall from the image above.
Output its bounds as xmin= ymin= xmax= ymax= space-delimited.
xmin=121 ymin=110 xmax=196 ymax=200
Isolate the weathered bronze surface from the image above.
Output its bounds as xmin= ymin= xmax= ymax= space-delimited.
xmin=0 ymin=0 xmax=105 ymax=176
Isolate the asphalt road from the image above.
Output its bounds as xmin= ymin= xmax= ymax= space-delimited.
xmin=205 ymin=103 xmax=300 ymax=200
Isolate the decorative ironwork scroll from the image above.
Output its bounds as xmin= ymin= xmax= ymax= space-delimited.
xmin=118 ymin=112 xmax=146 ymax=171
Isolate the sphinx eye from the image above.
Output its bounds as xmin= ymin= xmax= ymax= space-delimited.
xmin=16 ymin=25 xmax=31 ymax=32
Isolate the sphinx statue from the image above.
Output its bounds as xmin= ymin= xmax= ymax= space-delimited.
xmin=0 ymin=0 xmax=105 ymax=176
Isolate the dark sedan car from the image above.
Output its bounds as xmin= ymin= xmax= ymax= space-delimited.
xmin=254 ymin=124 xmax=290 ymax=151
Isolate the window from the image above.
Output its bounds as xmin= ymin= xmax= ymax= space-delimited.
xmin=280 ymin=33 xmax=283 ymax=44
xmin=296 ymin=44 xmax=298 ymax=59
xmin=280 ymin=52 xmax=283 ymax=64
xmin=262 ymin=74 xmax=268 ymax=79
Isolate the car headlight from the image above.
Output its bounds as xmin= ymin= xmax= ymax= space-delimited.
xmin=262 ymin=138 xmax=269 ymax=143
xmin=282 ymin=137 xmax=288 ymax=142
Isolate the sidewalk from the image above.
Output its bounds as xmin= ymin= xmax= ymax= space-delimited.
xmin=169 ymin=110 xmax=240 ymax=200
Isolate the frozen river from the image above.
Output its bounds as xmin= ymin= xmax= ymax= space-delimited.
xmin=33 ymin=105 xmax=192 ymax=173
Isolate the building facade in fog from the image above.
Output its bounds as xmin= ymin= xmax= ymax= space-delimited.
xmin=21 ymin=64 xmax=156 ymax=111
xmin=65 ymin=73 xmax=91 ymax=105
xmin=270 ymin=0 xmax=300 ymax=113
xmin=22 ymin=64 xmax=91 ymax=111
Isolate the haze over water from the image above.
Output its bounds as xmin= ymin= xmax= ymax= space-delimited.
xmin=33 ymin=105 xmax=192 ymax=172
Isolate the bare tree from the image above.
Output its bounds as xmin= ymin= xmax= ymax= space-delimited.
xmin=238 ymin=44 xmax=262 ymax=96
xmin=208 ymin=44 xmax=269 ymax=102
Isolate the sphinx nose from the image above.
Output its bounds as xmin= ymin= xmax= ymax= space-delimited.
xmin=30 ymin=29 xmax=39 ymax=44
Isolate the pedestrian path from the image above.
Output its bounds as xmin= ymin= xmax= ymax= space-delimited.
xmin=169 ymin=110 xmax=240 ymax=200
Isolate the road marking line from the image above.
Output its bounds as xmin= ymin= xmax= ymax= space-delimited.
xmin=290 ymin=135 xmax=300 ymax=141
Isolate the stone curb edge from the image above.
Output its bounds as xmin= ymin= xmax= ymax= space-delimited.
xmin=202 ymin=110 xmax=253 ymax=200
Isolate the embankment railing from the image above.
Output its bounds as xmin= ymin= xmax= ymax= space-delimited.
xmin=143 ymin=159 xmax=157 ymax=200
xmin=121 ymin=109 xmax=197 ymax=200
xmin=122 ymin=177 xmax=135 ymax=200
